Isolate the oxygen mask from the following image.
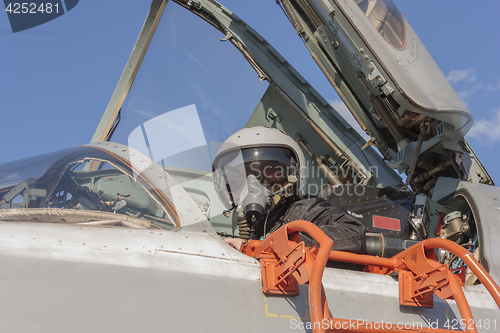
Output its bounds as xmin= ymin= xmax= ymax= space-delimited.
xmin=241 ymin=174 xmax=271 ymax=223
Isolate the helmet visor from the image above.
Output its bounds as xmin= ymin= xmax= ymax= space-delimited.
xmin=213 ymin=147 xmax=298 ymax=208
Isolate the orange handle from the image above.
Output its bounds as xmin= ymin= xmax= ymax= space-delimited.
xmin=284 ymin=221 xmax=334 ymax=329
xmin=241 ymin=221 xmax=500 ymax=333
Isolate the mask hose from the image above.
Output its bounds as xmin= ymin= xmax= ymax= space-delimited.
xmin=241 ymin=175 xmax=272 ymax=239
xmin=238 ymin=218 xmax=251 ymax=240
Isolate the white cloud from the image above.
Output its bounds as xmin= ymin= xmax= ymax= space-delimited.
xmin=457 ymin=86 xmax=481 ymax=102
xmin=329 ymin=99 xmax=371 ymax=141
xmin=487 ymin=80 xmax=500 ymax=92
xmin=447 ymin=68 xmax=477 ymax=84
xmin=467 ymin=109 xmax=500 ymax=143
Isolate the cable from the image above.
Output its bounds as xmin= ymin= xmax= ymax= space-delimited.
xmin=453 ymin=235 xmax=479 ymax=269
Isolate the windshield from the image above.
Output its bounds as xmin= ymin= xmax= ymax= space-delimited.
xmin=0 ymin=145 xmax=176 ymax=229
xmin=110 ymin=3 xmax=268 ymax=164
xmin=355 ymin=0 xmax=406 ymax=50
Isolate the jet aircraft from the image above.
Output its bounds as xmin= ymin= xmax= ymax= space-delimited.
xmin=0 ymin=1 xmax=499 ymax=332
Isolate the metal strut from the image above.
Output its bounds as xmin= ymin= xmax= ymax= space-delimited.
xmin=240 ymin=220 xmax=500 ymax=333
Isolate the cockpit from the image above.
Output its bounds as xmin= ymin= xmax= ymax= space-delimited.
xmin=0 ymin=144 xmax=177 ymax=229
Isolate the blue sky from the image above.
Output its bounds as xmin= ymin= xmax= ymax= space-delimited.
xmin=1 ymin=1 xmax=499 ymax=183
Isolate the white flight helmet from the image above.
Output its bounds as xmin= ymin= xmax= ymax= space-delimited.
xmin=212 ymin=126 xmax=307 ymax=210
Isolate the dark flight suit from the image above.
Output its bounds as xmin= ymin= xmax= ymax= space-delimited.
xmin=262 ymin=197 xmax=365 ymax=253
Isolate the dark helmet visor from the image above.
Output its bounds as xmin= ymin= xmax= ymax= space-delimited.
xmin=213 ymin=147 xmax=298 ymax=208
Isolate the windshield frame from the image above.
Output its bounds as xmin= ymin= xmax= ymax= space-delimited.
xmin=91 ymin=0 xmax=169 ymax=143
